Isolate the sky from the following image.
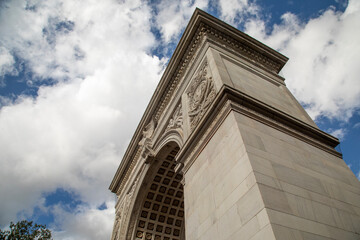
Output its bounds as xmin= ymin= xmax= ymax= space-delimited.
xmin=0 ymin=0 xmax=359 ymax=239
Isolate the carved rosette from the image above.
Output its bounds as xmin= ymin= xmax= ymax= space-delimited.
xmin=187 ymin=60 xmax=216 ymax=131
xmin=165 ymin=103 xmax=183 ymax=135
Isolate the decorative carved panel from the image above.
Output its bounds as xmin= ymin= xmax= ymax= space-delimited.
xmin=113 ymin=177 xmax=139 ymax=240
xmin=139 ymin=119 xmax=157 ymax=160
xmin=186 ymin=60 xmax=216 ymax=131
xmin=165 ymin=103 xmax=183 ymax=136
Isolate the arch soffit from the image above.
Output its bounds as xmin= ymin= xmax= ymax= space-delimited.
xmin=125 ymin=141 xmax=183 ymax=239
xmin=153 ymin=130 xmax=184 ymax=158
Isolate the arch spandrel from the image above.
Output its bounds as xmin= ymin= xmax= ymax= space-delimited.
xmin=109 ymin=52 xmax=218 ymax=240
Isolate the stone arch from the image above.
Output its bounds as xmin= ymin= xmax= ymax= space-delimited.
xmin=126 ymin=141 xmax=185 ymax=240
xmin=154 ymin=130 xmax=184 ymax=156
xmin=109 ymin=9 xmax=356 ymax=240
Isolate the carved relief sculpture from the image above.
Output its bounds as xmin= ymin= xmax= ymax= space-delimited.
xmin=113 ymin=177 xmax=139 ymax=240
xmin=165 ymin=103 xmax=183 ymax=135
xmin=186 ymin=60 xmax=216 ymax=130
xmin=138 ymin=118 xmax=156 ymax=160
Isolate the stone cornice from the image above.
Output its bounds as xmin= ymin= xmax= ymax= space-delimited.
xmin=109 ymin=9 xmax=289 ymax=193
xmin=177 ymin=85 xmax=341 ymax=174
xmin=226 ymin=88 xmax=340 ymax=151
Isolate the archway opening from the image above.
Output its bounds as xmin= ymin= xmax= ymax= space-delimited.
xmin=134 ymin=143 xmax=185 ymax=240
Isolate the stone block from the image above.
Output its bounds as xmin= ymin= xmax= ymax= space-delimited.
xmin=272 ymin=224 xmax=304 ymax=240
xmin=198 ymin=221 xmax=219 ymax=240
xmin=226 ymin=213 xmax=262 ymax=240
xmin=248 ymin=224 xmax=276 ymax=240
xmin=285 ymin=192 xmax=316 ymax=221
xmin=301 ymin=232 xmax=332 ymax=240
xmin=213 ymin=153 xmax=253 ymax=206
xmin=312 ymin=201 xmax=336 ymax=226
xmin=253 ymin=172 xmax=282 ymax=190
xmin=236 ymin=184 xmax=265 ymax=225
xmin=267 ymin=209 xmax=331 ymax=238
xmin=215 ymin=171 xmax=257 ymax=218
xmin=217 ymin=204 xmax=243 ymax=240
xmin=248 ymin=153 xmax=277 ymax=179
xmin=272 ymin=163 xmax=329 ymax=196
xmin=326 ymin=224 xmax=360 ymax=240
xmin=256 ymin=208 xmax=270 ymax=229
xmin=258 ymin=184 xmax=293 ymax=215
xmin=331 ymin=208 xmax=356 ymax=232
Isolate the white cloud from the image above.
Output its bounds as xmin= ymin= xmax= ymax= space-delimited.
xmin=1 ymin=0 xmax=360 ymax=239
xmin=0 ymin=0 xmax=166 ymax=239
xmin=328 ymin=128 xmax=347 ymax=140
xmin=0 ymin=47 xmax=17 ymax=86
xmin=51 ymin=201 xmax=115 ymax=240
xmin=244 ymin=12 xmax=302 ymax=51
xmin=219 ymin=0 xmax=259 ymax=25
xmin=0 ymin=0 xmax=160 ymax=82
xmin=244 ymin=0 xmax=360 ymax=122
xmin=154 ymin=0 xmax=209 ymax=43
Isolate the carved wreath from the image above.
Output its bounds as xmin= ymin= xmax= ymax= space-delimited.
xmin=187 ymin=60 xmax=216 ymax=130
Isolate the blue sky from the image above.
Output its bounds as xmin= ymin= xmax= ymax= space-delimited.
xmin=0 ymin=0 xmax=359 ymax=239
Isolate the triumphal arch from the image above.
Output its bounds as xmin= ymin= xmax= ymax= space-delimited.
xmin=109 ymin=9 xmax=360 ymax=240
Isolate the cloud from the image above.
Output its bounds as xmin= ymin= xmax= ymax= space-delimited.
xmin=1 ymin=0 xmax=359 ymax=239
xmin=244 ymin=0 xmax=360 ymax=122
xmin=153 ymin=0 xmax=209 ymax=43
xmin=0 ymin=0 xmax=161 ymax=83
xmin=51 ymin=201 xmax=115 ymax=240
xmin=328 ymin=128 xmax=347 ymax=140
xmin=0 ymin=0 xmax=165 ymax=239
xmin=219 ymin=0 xmax=259 ymax=25
xmin=0 ymin=47 xmax=17 ymax=86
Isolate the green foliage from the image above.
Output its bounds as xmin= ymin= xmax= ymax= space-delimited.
xmin=0 ymin=220 xmax=52 ymax=240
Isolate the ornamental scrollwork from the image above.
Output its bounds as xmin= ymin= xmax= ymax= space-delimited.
xmin=186 ymin=60 xmax=216 ymax=131
xmin=165 ymin=103 xmax=183 ymax=135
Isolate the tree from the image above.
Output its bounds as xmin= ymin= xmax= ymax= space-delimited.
xmin=0 ymin=220 xmax=52 ymax=240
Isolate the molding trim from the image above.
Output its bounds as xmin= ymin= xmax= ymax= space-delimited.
xmin=203 ymin=24 xmax=284 ymax=73
xmin=177 ymin=86 xmax=341 ymax=174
